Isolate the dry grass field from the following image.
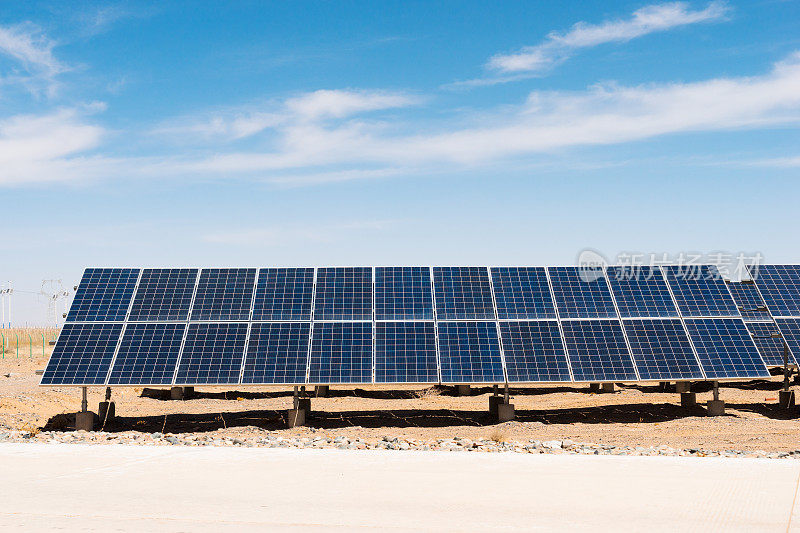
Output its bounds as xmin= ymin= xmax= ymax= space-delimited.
xmin=1 ymin=328 xmax=799 ymax=453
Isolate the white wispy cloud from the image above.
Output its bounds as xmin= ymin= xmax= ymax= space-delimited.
xmin=0 ymin=23 xmax=69 ymax=95
xmin=488 ymin=2 xmax=728 ymax=75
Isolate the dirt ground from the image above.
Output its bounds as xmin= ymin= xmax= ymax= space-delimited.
xmin=2 ymin=350 xmax=799 ymax=452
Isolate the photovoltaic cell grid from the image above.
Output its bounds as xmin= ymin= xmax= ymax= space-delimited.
xmin=128 ymin=269 xmax=197 ymax=321
xmin=65 ymin=268 xmax=139 ymax=322
xmin=108 ymin=323 xmax=186 ymax=385
xmin=745 ymin=321 xmax=792 ymax=366
xmin=684 ymin=318 xmax=769 ymax=379
xmin=433 ymin=267 xmax=496 ymax=320
xmin=560 ymin=320 xmax=637 ymax=382
xmin=622 ymin=319 xmax=703 ymax=380
xmin=174 ymin=323 xmax=248 ymax=384
xmin=606 ymin=266 xmax=678 ymax=318
xmin=375 ymin=322 xmax=438 ymax=382
xmin=491 ymin=267 xmax=556 ymax=319
xmin=499 ymin=321 xmax=571 ymax=382
xmin=309 ymin=322 xmax=372 ymax=383
xmin=374 ymin=267 xmax=434 ymax=320
xmin=726 ymin=282 xmax=771 ymax=321
xmin=774 ymin=319 xmax=800 ymax=366
xmin=663 ymin=265 xmax=740 ymax=318
xmin=252 ymin=268 xmax=314 ymax=321
xmin=242 ymin=322 xmax=310 ymax=383
xmin=438 ymin=321 xmax=504 ymax=383
xmin=41 ymin=323 xmax=123 ymax=385
xmin=749 ymin=265 xmax=800 ymax=317
xmin=313 ymin=267 xmax=373 ymax=321
xmin=190 ymin=269 xmax=256 ymax=321
xmin=548 ymin=267 xmax=617 ymax=319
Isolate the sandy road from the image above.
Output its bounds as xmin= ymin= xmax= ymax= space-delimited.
xmin=1 ymin=443 xmax=799 ymax=531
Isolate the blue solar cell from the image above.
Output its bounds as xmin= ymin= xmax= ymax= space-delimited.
xmin=252 ymin=268 xmax=314 ymax=321
xmin=683 ymin=318 xmax=769 ymax=379
xmin=437 ymin=321 xmax=504 ymax=383
xmin=663 ymin=265 xmax=739 ymax=317
xmin=499 ymin=320 xmax=571 ymax=382
xmin=375 ymin=322 xmax=438 ymax=383
xmin=622 ymin=319 xmax=704 ymax=380
xmin=750 ymin=265 xmax=800 ymax=317
xmin=66 ymin=268 xmax=139 ymax=322
xmin=41 ymin=323 xmax=123 ymax=385
xmin=491 ymin=267 xmax=557 ymax=319
xmin=108 ymin=323 xmax=185 ymax=385
xmin=745 ymin=321 xmax=792 ymax=366
xmin=560 ymin=320 xmax=637 ymax=381
xmin=548 ymin=267 xmax=617 ymax=319
xmin=242 ymin=322 xmax=310 ymax=384
xmin=174 ymin=323 xmax=248 ymax=384
xmin=190 ymin=269 xmax=256 ymax=321
xmin=309 ymin=322 xmax=373 ymax=383
xmin=433 ymin=267 xmax=495 ymax=320
xmin=313 ymin=267 xmax=373 ymax=321
xmin=774 ymin=318 xmax=800 ymax=366
xmin=375 ymin=267 xmax=434 ymax=320
xmin=726 ymin=281 xmax=771 ymax=321
xmin=606 ymin=266 xmax=678 ymax=318
xmin=128 ymin=269 xmax=197 ymax=321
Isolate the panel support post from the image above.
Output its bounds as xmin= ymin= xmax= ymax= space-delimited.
xmin=288 ymin=385 xmax=307 ymax=427
xmin=706 ymin=381 xmax=725 ymax=416
xmin=456 ymin=385 xmax=471 ymax=396
xmin=675 ymin=381 xmax=691 ymax=394
xmin=98 ymin=386 xmax=115 ymax=424
xmin=75 ymin=387 xmax=95 ymax=431
xmin=779 ymin=343 xmax=795 ymax=409
xmin=492 ymin=383 xmax=514 ymax=422
xmin=315 ymin=385 xmax=329 ymax=397
xmin=170 ymin=387 xmax=186 ymax=400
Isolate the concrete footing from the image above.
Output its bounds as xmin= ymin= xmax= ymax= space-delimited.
xmin=675 ymin=382 xmax=692 ymax=394
xmin=297 ymin=398 xmax=311 ymax=412
xmin=75 ymin=411 xmax=95 ymax=431
xmin=680 ymin=392 xmax=697 ymax=408
xmin=287 ymin=409 xmax=306 ymax=428
xmin=170 ymin=386 xmax=194 ymax=400
xmin=779 ymin=390 xmax=796 ymax=409
xmin=98 ymin=401 xmax=115 ymax=422
xmin=601 ymin=383 xmax=615 ymax=393
xmin=489 ymin=396 xmax=503 ymax=418
xmin=456 ymin=385 xmax=471 ymax=396
xmin=496 ymin=403 xmax=515 ymax=422
xmin=589 ymin=383 xmax=601 ymax=393
xmin=706 ymin=400 xmax=725 ymax=416
xmin=315 ymin=385 xmax=329 ymax=397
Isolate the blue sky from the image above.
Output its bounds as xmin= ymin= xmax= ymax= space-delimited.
xmin=1 ymin=0 xmax=799 ymax=324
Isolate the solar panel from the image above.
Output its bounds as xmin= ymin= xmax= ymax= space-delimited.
xmin=622 ymin=319 xmax=703 ymax=380
xmin=491 ymin=267 xmax=557 ymax=319
xmin=560 ymin=320 xmax=637 ymax=381
xmin=774 ymin=318 xmax=800 ymax=366
xmin=499 ymin=320 xmax=571 ymax=382
xmin=66 ymin=268 xmax=139 ymax=322
xmin=308 ymin=322 xmax=373 ymax=383
xmin=190 ymin=269 xmax=256 ymax=321
xmin=437 ymin=321 xmax=504 ymax=383
xmin=374 ymin=267 xmax=434 ymax=320
xmin=606 ymin=266 xmax=678 ymax=318
xmin=107 ymin=323 xmax=186 ymax=385
xmin=174 ymin=323 xmax=248 ymax=384
xmin=251 ymin=268 xmax=314 ymax=321
xmin=128 ymin=269 xmax=197 ymax=321
xmin=663 ymin=265 xmax=739 ymax=317
xmin=683 ymin=318 xmax=769 ymax=379
xmin=433 ymin=267 xmax=496 ymax=320
xmin=375 ymin=322 xmax=438 ymax=383
xmin=745 ymin=321 xmax=792 ymax=366
xmin=41 ymin=323 xmax=123 ymax=385
xmin=313 ymin=267 xmax=373 ymax=321
xmin=241 ymin=322 xmax=310 ymax=384
xmin=726 ymin=281 xmax=771 ymax=321
xmin=750 ymin=265 xmax=800 ymax=317
xmin=548 ymin=267 xmax=617 ymax=319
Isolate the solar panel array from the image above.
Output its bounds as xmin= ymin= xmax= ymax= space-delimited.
xmin=746 ymin=265 xmax=800 ymax=366
xmin=43 ymin=265 xmax=771 ymax=386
